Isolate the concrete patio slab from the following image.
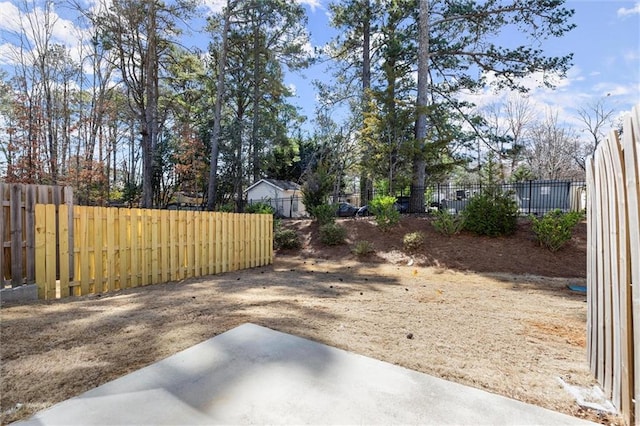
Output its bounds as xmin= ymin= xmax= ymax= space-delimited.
xmin=15 ymin=323 xmax=594 ymax=425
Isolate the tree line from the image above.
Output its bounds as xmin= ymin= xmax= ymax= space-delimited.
xmin=0 ymin=0 xmax=611 ymax=210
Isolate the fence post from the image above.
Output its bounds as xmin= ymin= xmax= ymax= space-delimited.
xmin=25 ymin=187 xmax=36 ymax=283
xmin=10 ymin=184 xmax=23 ymax=287
xmin=527 ymin=180 xmax=532 ymax=215
xmin=1 ymin=184 xmax=4 ymax=286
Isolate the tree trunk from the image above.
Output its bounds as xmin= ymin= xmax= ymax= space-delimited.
xmin=359 ymin=0 xmax=373 ymax=206
xmin=251 ymin=9 xmax=262 ymax=183
xmin=410 ymin=0 xmax=429 ymax=213
xmin=141 ymin=0 xmax=158 ymax=208
xmin=207 ymin=3 xmax=231 ymax=211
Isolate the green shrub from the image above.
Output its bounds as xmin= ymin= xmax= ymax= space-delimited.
xmin=462 ymin=191 xmax=519 ymax=237
xmin=531 ymin=209 xmax=583 ymax=252
xmin=319 ymin=223 xmax=346 ymax=246
xmin=369 ymin=195 xmax=400 ymax=231
xmin=310 ymin=203 xmax=336 ymax=225
xmin=403 ymin=232 xmax=425 ymax=253
xmin=431 ymin=210 xmax=465 ymax=236
xmin=274 ymin=229 xmax=300 ymax=250
xmin=352 ymin=240 xmax=375 ymax=257
xmin=218 ymin=203 xmax=235 ymax=213
xmin=245 ymin=201 xmax=275 ymax=215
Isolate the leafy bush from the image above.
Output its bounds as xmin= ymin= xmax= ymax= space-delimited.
xmin=245 ymin=201 xmax=275 ymax=215
xmin=431 ymin=210 xmax=465 ymax=236
xmin=369 ymin=195 xmax=400 ymax=231
xmin=531 ymin=209 xmax=583 ymax=252
xmin=462 ymin=191 xmax=519 ymax=237
xmin=352 ymin=240 xmax=375 ymax=257
xmin=310 ymin=203 xmax=336 ymax=225
xmin=319 ymin=223 xmax=346 ymax=246
xmin=403 ymin=232 xmax=425 ymax=253
xmin=218 ymin=203 xmax=235 ymax=213
xmin=274 ymin=229 xmax=300 ymax=250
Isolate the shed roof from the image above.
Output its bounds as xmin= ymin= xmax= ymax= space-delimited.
xmin=245 ymin=178 xmax=301 ymax=193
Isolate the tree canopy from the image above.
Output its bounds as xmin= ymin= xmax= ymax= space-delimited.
xmin=0 ymin=0 xmax=581 ymax=210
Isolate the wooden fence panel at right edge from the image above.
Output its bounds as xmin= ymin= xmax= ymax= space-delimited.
xmin=586 ymin=156 xmax=598 ymax=376
xmin=608 ymin=128 xmax=632 ymax=418
xmin=624 ymin=105 xmax=640 ymax=425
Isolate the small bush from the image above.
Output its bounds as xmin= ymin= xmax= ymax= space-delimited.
xmin=352 ymin=240 xmax=375 ymax=257
xmin=218 ymin=203 xmax=235 ymax=213
xmin=431 ymin=210 xmax=465 ymax=236
xmin=463 ymin=191 xmax=519 ymax=237
xmin=310 ymin=203 xmax=336 ymax=225
xmin=274 ymin=229 xmax=300 ymax=250
xmin=531 ymin=209 xmax=583 ymax=252
xmin=369 ymin=195 xmax=400 ymax=231
xmin=403 ymin=232 xmax=425 ymax=253
xmin=245 ymin=201 xmax=275 ymax=215
xmin=319 ymin=223 xmax=346 ymax=246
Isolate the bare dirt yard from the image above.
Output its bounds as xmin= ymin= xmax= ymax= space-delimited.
xmin=0 ymin=216 xmax=622 ymax=425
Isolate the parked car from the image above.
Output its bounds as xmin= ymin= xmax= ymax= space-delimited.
xmin=357 ymin=205 xmax=370 ymax=216
xmin=356 ymin=201 xmax=409 ymax=216
xmin=395 ymin=197 xmax=410 ymax=213
xmin=336 ymin=202 xmax=360 ymax=217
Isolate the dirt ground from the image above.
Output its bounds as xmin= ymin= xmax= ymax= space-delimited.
xmin=0 ymin=217 xmax=622 ymax=425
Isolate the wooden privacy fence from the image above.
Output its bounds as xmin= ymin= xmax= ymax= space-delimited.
xmin=35 ymin=205 xmax=273 ymax=300
xmin=1 ymin=184 xmax=74 ymax=287
xmin=586 ymin=103 xmax=640 ymax=425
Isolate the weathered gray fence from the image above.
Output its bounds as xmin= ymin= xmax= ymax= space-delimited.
xmin=1 ymin=183 xmax=74 ymax=287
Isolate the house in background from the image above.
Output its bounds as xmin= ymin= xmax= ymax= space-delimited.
xmin=245 ymin=179 xmax=306 ymax=218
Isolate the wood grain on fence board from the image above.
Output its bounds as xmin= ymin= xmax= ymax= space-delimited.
xmin=35 ymin=207 xmax=272 ymax=302
xmin=588 ymin=104 xmax=640 ymax=425
xmin=624 ymin=107 xmax=640 ymax=425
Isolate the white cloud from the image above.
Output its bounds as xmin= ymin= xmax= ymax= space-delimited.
xmin=202 ymin=0 xmax=323 ymax=15
xmin=0 ymin=2 xmax=22 ymax=33
xmin=0 ymin=43 xmax=18 ymax=65
xmin=201 ymin=0 xmax=323 ymax=16
xmin=592 ymin=82 xmax=636 ymax=98
xmin=201 ymin=0 xmax=225 ymax=15
xmin=617 ymin=2 xmax=640 ymax=17
xmin=456 ymin=66 xmax=603 ymax=131
xmin=0 ymin=2 xmax=86 ymax=50
xmin=50 ymin=14 xmax=84 ymax=47
xmin=296 ymin=0 xmax=323 ymax=13
xmin=623 ymin=49 xmax=640 ymax=62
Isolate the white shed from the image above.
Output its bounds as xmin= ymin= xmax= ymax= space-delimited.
xmin=245 ymin=179 xmax=306 ymax=218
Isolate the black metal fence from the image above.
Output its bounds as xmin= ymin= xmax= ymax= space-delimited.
xmin=425 ymin=180 xmax=586 ymax=216
xmin=249 ymin=180 xmax=587 ymax=218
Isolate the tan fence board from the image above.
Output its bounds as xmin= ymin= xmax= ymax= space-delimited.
xmin=35 ymin=204 xmax=46 ymax=299
xmin=588 ymin=104 xmax=640 ymax=424
xmin=77 ymin=206 xmax=90 ymax=295
xmin=624 ymin=106 xmax=640 ymax=425
xmin=32 ymin=207 xmax=272 ymax=303
xmin=586 ymin=157 xmax=596 ymax=375
xmin=612 ymin=130 xmax=633 ymax=416
xmin=105 ymin=208 xmax=116 ymax=293
xmin=44 ymin=204 xmax=57 ymax=300
xmin=58 ymin=205 xmax=70 ymax=298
